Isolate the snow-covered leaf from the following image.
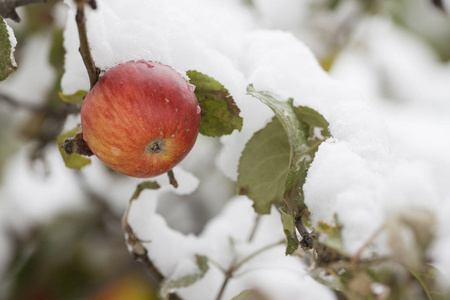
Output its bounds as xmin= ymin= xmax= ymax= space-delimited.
xmin=237 ymin=117 xmax=290 ymax=214
xmin=159 ymin=255 xmax=209 ymax=299
xmin=187 ymin=70 xmax=242 ymax=137
xmin=294 ymin=105 xmax=330 ymax=139
xmin=247 ymin=84 xmax=308 ymax=164
xmin=0 ymin=16 xmax=17 ymax=81
xmin=56 ymin=128 xmax=91 ymax=169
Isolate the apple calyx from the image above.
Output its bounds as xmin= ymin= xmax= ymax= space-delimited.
xmin=147 ymin=140 xmax=165 ymax=154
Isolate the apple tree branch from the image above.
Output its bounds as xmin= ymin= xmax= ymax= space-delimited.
xmin=0 ymin=0 xmax=47 ymax=22
xmin=73 ymin=0 xmax=99 ymax=88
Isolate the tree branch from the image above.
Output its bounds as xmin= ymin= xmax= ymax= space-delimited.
xmin=0 ymin=0 xmax=47 ymax=22
xmin=0 ymin=92 xmax=43 ymax=111
xmin=74 ymin=0 xmax=99 ymax=88
xmin=295 ymin=216 xmax=314 ymax=250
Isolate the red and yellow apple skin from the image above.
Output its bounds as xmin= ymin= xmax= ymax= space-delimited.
xmin=81 ymin=61 xmax=200 ymax=178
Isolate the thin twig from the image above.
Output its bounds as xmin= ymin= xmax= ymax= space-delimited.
xmin=215 ymin=239 xmax=284 ymax=300
xmin=247 ymin=214 xmax=261 ymax=242
xmin=74 ymin=0 xmax=99 ymax=88
xmin=122 ymin=196 xmax=182 ymax=300
xmin=350 ymin=224 xmax=385 ymax=267
xmin=295 ymin=217 xmax=314 ymax=249
xmin=215 ymin=269 xmax=232 ymax=300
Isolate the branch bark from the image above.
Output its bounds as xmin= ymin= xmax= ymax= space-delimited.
xmin=0 ymin=0 xmax=47 ymax=22
xmin=74 ymin=0 xmax=99 ymax=88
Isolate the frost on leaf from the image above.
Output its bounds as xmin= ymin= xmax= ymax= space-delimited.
xmin=237 ymin=117 xmax=290 ymax=214
xmin=159 ymin=255 xmax=209 ymax=300
xmin=0 ymin=16 xmax=17 ymax=81
xmin=187 ymin=70 xmax=243 ymax=137
xmin=56 ymin=127 xmax=91 ymax=169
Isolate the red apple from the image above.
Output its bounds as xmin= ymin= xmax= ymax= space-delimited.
xmin=81 ymin=60 xmax=201 ymax=178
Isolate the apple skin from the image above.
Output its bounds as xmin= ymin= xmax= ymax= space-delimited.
xmin=81 ymin=61 xmax=201 ymax=178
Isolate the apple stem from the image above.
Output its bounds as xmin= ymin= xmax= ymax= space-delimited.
xmin=168 ymin=169 xmax=179 ymax=188
xmin=74 ymin=0 xmax=99 ymax=88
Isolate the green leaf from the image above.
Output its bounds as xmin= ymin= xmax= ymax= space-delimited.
xmin=232 ymin=289 xmax=269 ymax=300
xmin=130 ymin=181 xmax=161 ymax=201
xmin=58 ymin=90 xmax=87 ymax=104
xmin=279 ymin=207 xmax=298 ymax=255
xmin=294 ymin=105 xmax=330 ymax=138
xmin=408 ymin=264 xmax=448 ymax=300
xmin=283 ymin=159 xmax=308 ymax=218
xmin=237 ymin=117 xmax=290 ymax=214
xmin=247 ymin=84 xmax=309 ymax=165
xmin=0 ymin=16 xmax=17 ymax=81
xmin=187 ymin=70 xmax=242 ymax=137
xmin=243 ymin=85 xmax=331 ymax=217
xmin=56 ymin=128 xmax=91 ymax=169
xmin=49 ymin=28 xmax=65 ymax=71
xmin=159 ymin=255 xmax=209 ymax=299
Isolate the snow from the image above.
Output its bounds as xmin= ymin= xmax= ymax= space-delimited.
xmin=4 ymin=19 xmax=17 ymax=68
xmin=0 ymin=33 xmax=56 ymax=105
xmin=1 ymin=0 xmax=450 ymax=298
xmin=52 ymin=0 xmax=450 ymax=293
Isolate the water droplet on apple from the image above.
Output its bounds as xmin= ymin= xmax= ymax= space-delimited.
xmin=188 ymin=84 xmax=196 ymax=92
xmin=111 ymin=147 xmax=121 ymax=156
xmin=196 ymin=105 xmax=201 ymax=114
xmin=165 ymin=98 xmax=170 ymax=103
